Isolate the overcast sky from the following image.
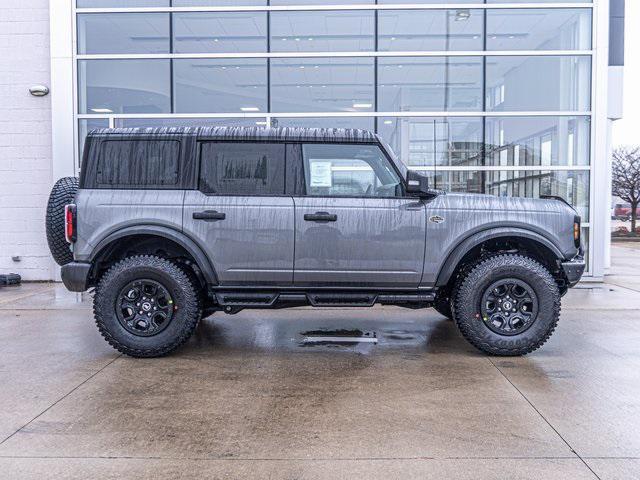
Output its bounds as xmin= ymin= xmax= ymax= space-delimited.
xmin=612 ymin=1 xmax=638 ymax=147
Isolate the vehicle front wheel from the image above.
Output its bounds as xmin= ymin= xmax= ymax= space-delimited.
xmin=452 ymin=254 xmax=560 ymax=356
xmin=94 ymin=255 xmax=201 ymax=358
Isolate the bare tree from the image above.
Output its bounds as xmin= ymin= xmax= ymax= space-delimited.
xmin=612 ymin=146 xmax=640 ymax=235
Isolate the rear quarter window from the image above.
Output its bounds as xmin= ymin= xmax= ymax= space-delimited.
xmin=97 ymin=139 xmax=181 ymax=187
xmin=199 ymin=142 xmax=286 ymax=195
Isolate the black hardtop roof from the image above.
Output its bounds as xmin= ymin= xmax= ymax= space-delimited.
xmin=88 ymin=126 xmax=380 ymax=144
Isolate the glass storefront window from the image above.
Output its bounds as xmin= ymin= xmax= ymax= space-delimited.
xmin=272 ymin=117 xmax=375 ymax=130
xmin=78 ymin=59 xmax=171 ymax=114
xmin=77 ymin=1 xmax=169 ymax=6
xmin=74 ymin=4 xmax=595 ymax=250
xmin=77 ymin=13 xmax=169 ymax=54
xmin=173 ymin=12 xmax=267 ymax=53
xmin=378 ymin=57 xmax=483 ymax=112
xmin=422 ymin=169 xmax=589 ymax=218
xmin=270 ymin=58 xmax=374 ymax=113
xmin=379 ymin=0 xmax=482 ymax=4
xmin=173 ymin=59 xmax=267 ymax=113
xmin=379 ymin=117 xmax=483 ymax=167
xmin=485 ymin=56 xmax=591 ymax=111
xmin=484 ymin=170 xmax=590 ymax=218
xmin=486 ymin=9 xmax=592 ymax=51
xmin=78 ymin=118 xmax=109 ymax=163
xmin=378 ymin=9 xmax=484 ymax=52
xmin=485 ymin=116 xmax=591 ymax=167
xmin=270 ymin=11 xmax=374 ymax=53
xmin=422 ymin=170 xmax=483 ymax=193
xmin=172 ymin=1 xmax=266 ymax=5
xmin=270 ymin=0 xmax=372 ymax=4
xmin=113 ymin=118 xmax=267 ymax=128
xmin=487 ymin=0 xmax=590 ymax=3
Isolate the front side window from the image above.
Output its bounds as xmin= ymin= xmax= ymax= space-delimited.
xmin=199 ymin=142 xmax=285 ymax=195
xmin=302 ymin=144 xmax=401 ymax=197
xmin=97 ymin=139 xmax=180 ymax=187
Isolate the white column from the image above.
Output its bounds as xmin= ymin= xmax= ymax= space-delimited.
xmin=49 ymin=0 xmax=75 ymax=280
xmin=590 ymin=0 xmax=610 ymax=280
xmin=50 ymin=0 xmax=75 ymax=180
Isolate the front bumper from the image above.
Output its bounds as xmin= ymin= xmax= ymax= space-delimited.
xmin=60 ymin=262 xmax=91 ymax=292
xmin=561 ymin=255 xmax=586 ymax=287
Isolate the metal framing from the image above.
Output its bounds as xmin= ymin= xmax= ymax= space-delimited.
xmin=64 ymin=0 xmax=600 ymax=275
xmin=75 ymin=3 xmax=594 ymax=13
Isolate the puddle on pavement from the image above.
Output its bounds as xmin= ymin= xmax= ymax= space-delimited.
xmin=300 ymin=329 xmax=377 ymax=347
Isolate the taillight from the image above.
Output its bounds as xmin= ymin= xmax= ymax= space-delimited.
xmin=573 ymin=215 xmax=581 ymax=248
xmin=65 ymin=204 xmax=77 ymax=243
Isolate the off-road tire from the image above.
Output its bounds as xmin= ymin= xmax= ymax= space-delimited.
xmin=45 ymin=176 xmax=79 ymax=266
xmin=452 ymin=254 xmax=560 ymax=356
xmin=94 ymin=255 xmax=201 ymax=358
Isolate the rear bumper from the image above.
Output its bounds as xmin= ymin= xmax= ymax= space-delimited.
xmin=60 ymin=262 xmax=91 ymax=292
xmin=561 ymin=255 xmax=586 ymax=287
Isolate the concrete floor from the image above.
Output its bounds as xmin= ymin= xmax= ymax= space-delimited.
xmin=1 ymin=246 xmax=640 ymax=479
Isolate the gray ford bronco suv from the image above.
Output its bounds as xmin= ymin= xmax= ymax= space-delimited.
xmin=46 ymin=126 xmax=585 ymax=358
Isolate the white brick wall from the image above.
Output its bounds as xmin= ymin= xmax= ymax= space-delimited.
xmin=0 ymin=0 xmax=55 ymax=280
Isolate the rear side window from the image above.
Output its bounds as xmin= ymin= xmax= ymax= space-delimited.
xmin=199 ymin=142 xmax=286 ymax=195
xmin=97 ymin=139 xmax=180 ymax=187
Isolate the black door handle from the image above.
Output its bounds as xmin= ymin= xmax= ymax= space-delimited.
xmin=304 ymin=211 xmax=337 ymax=222
xmin=193 ymin=210 xmax=226 ymax=221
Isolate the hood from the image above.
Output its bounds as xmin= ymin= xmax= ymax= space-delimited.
xmin=440 ymin=192 xmax=575 ymax=216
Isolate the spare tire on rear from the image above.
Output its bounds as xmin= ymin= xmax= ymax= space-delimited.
xmin=46 ymin=176 xmax=79 ymax=266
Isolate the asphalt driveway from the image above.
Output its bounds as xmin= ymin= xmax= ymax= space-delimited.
xmin=1 ymin=244 xmax=640 ymax=479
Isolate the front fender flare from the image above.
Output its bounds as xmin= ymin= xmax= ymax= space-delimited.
xmin=434 ymin=227 xmax=564 ymax=287
xmin=90 ymin=225 xmax=218 ymax=285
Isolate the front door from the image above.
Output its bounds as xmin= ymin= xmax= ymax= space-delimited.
xmin=293 ymin=143 xmax=426 ymax=287
xmin=182 ymin=141 xmax=294 ymax=286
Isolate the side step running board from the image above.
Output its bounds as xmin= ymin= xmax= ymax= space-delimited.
xmin=212 ymin=291 xmax=435 ymax=309
xmin=215 ymin=292 xmax=278 ymax=306
xmin=307 ymin=293 xmax=376 ymax=307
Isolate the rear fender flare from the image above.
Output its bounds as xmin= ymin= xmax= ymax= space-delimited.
xmin=90 ymin=225 xmax=218 ymax=285
xmin=435 ymin=227 xmax=564 ymax=287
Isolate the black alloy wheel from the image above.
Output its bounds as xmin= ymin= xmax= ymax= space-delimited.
xmin=480 ymin=278 xmax=538 ymax=336
xmin=117 ymin=279 xmax=175 ymax=337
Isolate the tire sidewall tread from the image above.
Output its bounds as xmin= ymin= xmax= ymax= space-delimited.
xmin=93 ymin=255 xmax=201 ymax=358
xmin=453 ymin=254 xmax=560 ymax=356
xmin=46 ymin=177 xmax=79 ymax=266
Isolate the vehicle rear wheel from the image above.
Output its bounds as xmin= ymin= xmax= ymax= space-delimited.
xmin=45 ymin=176 xmax=79 ymax=266
xmin=94 ymin=255 xmax=201 ymax=358
xmin=452 ymin=254 xmax=560 ymax=356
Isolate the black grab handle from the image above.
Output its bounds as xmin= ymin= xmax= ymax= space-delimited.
xmin=304 ymin=212 xmax=337 ymax=222
xmin=193 ymin=210 xmax=226 ymax=221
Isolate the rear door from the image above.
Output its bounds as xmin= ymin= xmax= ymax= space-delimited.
xmin=292 ymin=143 xmax=426 ymax=287
xmin=182 ymin=141 xmax=295 ymax=286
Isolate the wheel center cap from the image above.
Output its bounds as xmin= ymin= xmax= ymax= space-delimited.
xmin=142 ymin=302 xmax=152 ymax=312
xmin=503 ymin=301 xmax=513 ymax=310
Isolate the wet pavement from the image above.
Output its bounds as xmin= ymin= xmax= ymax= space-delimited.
xmin=1 ymin=245 xmax=640 ymax=479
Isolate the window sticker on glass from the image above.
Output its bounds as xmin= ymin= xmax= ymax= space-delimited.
xmin=310 ymin=161 xmax=333 ymax=187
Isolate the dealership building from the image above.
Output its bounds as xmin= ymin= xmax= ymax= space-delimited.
xmin=0 ymin=0 xmax=624 ymax=281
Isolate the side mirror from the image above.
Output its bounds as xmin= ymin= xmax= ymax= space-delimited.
xmin=406 ymin=170 xmax=430 ymax=196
